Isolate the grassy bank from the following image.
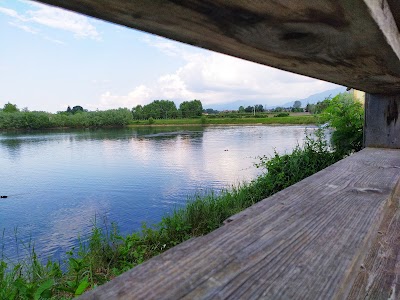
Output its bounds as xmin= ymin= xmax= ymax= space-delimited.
xmin=129 ymin=115 xmax=317 ymax=126
xmin=0 ymin=130 xmax=341 ymax=299
xmin=0 ymin=93 xmax=362 ymax=298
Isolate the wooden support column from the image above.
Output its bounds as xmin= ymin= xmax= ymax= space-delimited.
xmin=364 ymin=94 xmax=400 ymax=148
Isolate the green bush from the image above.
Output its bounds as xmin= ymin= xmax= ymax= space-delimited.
xmin=320 ymin=93 xmax=364 ymax=155
xmin=274 ymin=112 xmax=289 ymax=117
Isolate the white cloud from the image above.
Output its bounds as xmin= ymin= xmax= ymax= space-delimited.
xmin=27 ymin=2 xmax=100 ymax=39
xmin=92 ymin=85 xmax=154 ymax=110
xmin=0 ymin=2 xmax=99 ymax=40
xmin=9 ymin=21 xmax=37 ymax=34
xmin=0 ymin=7 xmax=19 ymax=18
xmin=95 ymin=38 xmax=338 ymax=109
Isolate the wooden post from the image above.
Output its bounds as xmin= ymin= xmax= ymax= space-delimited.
xmin=364 ymin=94 xmax=400 ymax=148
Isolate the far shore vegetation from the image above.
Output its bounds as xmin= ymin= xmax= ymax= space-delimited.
xmin=0 ymin=98 xmax=334 ymax=130
xmin=0 ymin=93 xmax=364 ymax=299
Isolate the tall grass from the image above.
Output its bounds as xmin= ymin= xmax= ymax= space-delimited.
xmin=0 ymin=129 xmax=342 ymax=299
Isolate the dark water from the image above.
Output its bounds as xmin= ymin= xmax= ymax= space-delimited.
xmin=0 ymin=125 xmax=314 ymax=262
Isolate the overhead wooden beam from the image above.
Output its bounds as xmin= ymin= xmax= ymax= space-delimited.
xmin=34 ymin=0 xmax=400 ymax=94
xmin=79 ymin=148 xmax=400 ymax=299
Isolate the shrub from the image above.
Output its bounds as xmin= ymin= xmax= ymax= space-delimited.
xmin=320 ymin=93 xmax=364 ymax=155
xmin=274 ymin=112 xmax=289 ymax=117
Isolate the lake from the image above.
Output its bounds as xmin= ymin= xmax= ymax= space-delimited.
xmin=0 ymin=125 xmax=314 ymax=262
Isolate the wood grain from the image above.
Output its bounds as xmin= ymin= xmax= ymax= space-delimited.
xmin=34 ymin=0 xmax=400 ymax=94
xmin=364 ymin=94 xmax=400 ymax=148
xmin=79 ymin=148 xmax=400 ymax=299
xmin=347 ymin=178 xmax=400 ymax=299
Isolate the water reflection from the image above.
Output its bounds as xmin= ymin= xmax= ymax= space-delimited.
xmin=0 ymin=138 xmax=23 ymax=158
xmin=0 ymin=125 xmax=314 ymax=262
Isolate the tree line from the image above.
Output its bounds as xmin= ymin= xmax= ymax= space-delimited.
xmin=0 ymin=102 xmax=132 ymax=129
xmin=132 ymin=99 xmax=203 ymax=120
xmin=0 ymin=99 xmax=205 ymax=129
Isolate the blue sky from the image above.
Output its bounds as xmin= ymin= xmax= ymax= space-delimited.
xmin=0 ymin=0 xmax=340 ymax=112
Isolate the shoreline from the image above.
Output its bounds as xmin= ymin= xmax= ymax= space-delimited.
xmin=127 ymin=123 xmax=317 ymax=127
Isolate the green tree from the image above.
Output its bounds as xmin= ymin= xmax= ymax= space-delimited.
xmin=254 ymin=104 xmax=264 ymax=112
xmin=139 ymin=100 xmax=178 ymax=119
xmin=321 ymin=93 xmax=364 ymax=155
xmin=71 ymin=106 xmax=84 ymax=114
xmin=273 ymin=107 xmax=284 ymax=112
xmin=238 ymin=106 xmax=245 ymax=113
xmin=314 ymin=98 xmax=332 ymax=114
xmin=204 ymin=108 xmax=218 ymax=114
xmin=3 ymin=102 xmax=19 ymax=113
xmin=179 ymin=100 xmax=203 ymax=118
xmin=132 ymin=105 xmax=144 ymax=120
xmin=305 ymin=103 xmax=316 ymax=114
xmin=244 ymin=106 xmax=254 ymax=113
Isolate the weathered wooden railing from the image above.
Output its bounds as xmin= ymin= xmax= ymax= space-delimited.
xmin=33 ymin=0 xmax=400 ymax=298
xmin=76 ymin=148 xmax=400 ymax=299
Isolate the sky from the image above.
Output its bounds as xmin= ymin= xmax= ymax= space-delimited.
xmin=0 ymin=0 xmax=341 ymax=113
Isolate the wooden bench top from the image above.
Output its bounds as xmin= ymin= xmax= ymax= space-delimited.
xmin=80 ymin=148 xmax=400 ymax=299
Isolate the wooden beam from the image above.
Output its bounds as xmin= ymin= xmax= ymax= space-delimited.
xmin=364 ymin=94 xmax=400 ymax=148
xmin=79 ymin=148 xmax=400 ymax=299
xmin=33 ymin=0 xmax=400 ymax=94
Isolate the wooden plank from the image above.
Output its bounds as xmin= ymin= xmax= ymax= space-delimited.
xmin=347 ymin=179 xmax=400 ymax=299
xmin=364 ymin=93 xmax=400 ymax=148
xmin=79 ymin=148 xmax=400 ymax=299
xmin=33 ymin=0 xmax=400 ymax=94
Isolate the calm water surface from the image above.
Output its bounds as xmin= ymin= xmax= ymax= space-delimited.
xmin=0 ymin=125 xmax=313 ymax=261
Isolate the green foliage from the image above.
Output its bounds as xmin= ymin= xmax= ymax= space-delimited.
xmin=148 ymin=117 xmax=155 ymax=125
xmin=271 ymin=106 xmax=284 ymax=112
xmin=274 ymin=112 xmax=289 ymax=117
xmin=2 ymin=102 xmax=19 ymax=113
xmin=307 ymin=97 xmax=332 ymax=114
xmin=179 ymin=100 xmax=203 ymax=118
xmin=244 ymin=106 xmax=253 ymax=113
xmin=132 ymin=100 xmax=178 ymax=120
xmin=0 ymin=127 xmax=345 ymax=299
xmin=203 ymin=108 xmax=219 ymax=114
xmin=70 ymin=106 xmax=85 ymax=114
xmin=0 ymin=108 xmax=132 ymax=129
xmin=321 ymin=93 xmax=364 ymax=155
xmin=255 ymin=129 xmax=340 ymax=194
xmin=0 ymin=99 xmax=362 ymax=297
xmin=130 ymin=115 xmax=316 ymax=126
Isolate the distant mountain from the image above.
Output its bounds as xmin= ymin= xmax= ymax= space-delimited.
xmin=278 ymin=87 xmax=346 ymax=108
xmin=204 ymin=100 xmax=257 ymax=111
xmin=204 ymin=87 xmax=346 ymax=111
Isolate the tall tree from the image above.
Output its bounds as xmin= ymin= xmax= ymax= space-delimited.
xmin=244 ymin=106 xmax=254 ymax=113
xmin=179 ymin=100 xmax=203 ymax=118
xmin=71 ymin=106 xmax=84 ymax=114
xmin=255 ymin=104 xmax=264 ymax=112
xmin=2 ymin=102 xmax=19 ymax=113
